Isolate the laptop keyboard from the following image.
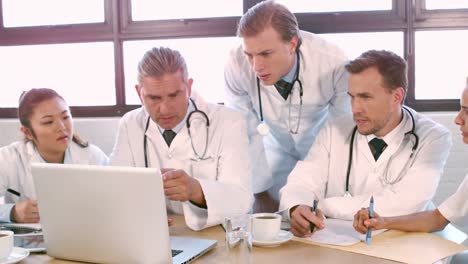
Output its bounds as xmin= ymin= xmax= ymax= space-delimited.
xmin=172 ymin=249 xmax=183 ymax=257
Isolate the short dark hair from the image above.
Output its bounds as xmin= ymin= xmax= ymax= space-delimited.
xmin=345 ymin=50 xmax=408 ymax=94
xmin=237 ymin=0 xmax=302 ymax=50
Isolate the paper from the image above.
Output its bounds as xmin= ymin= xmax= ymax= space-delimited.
xmin=294 ymin=222 xmax=468 ymax=264
xmin=306 ymin=218 xmax=385 ymax=246
xmin=1 ymin=223 xmax=42 ymax=230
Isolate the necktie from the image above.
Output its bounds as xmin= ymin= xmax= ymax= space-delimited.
xmin=369 ymin=138 xmax=387 ymax=161
xmin=274 ymin=79 xmax=292 ymax=100
xmin=163 ymin=130 xmax=177 ymax=147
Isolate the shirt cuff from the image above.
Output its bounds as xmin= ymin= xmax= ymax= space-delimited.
xmin=0 ymin=204 xmax=15 ymax=223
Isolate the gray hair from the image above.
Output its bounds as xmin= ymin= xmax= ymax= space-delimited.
xmin=137 ymin=47 xmax=189 ymax=85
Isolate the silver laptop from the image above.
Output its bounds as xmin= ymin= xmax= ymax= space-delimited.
xmin=31 ymin=163 xmax=217 ymax=264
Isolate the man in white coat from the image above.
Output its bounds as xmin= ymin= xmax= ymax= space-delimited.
xmin=353 ymin=77 xmax=468 ymax=263
xmin=110 ymin=47 xmax=253 ymax=231
xmin=224 ymin=0 xmax=350 ymax=212
xmin=279 ymin=50 xmax=452 ymax=237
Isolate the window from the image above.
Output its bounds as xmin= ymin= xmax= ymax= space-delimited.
xmin=124 ymin=37 xmax=239 ymax=105
xmin=319 ymin=32 xmax=404 ymax=60
xmin=2 ymin=0 xmax=105 ymax=27
xmin=415 ymin=30 xmax=468 ymax=100
xmin=1 ymin=0 xmax=468 ymax=117
xmin=0 ymin=42 xmax=115 ymax=107
xmin=425 ymin=1 xmax=468 ymax=10
xmin=275 ymin=0 xmax=391 ymax=13
xmin=131 ymin=0 xmax=242 ymax=21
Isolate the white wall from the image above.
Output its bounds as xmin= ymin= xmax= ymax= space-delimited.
xmin=430 ymin=113 xmax=468 ymax=239
xmin=429 ymin=113 xmax=468 ymax=206
xmin=0 ymin=117 xmax=120 ymax=155
xmin=1 ymin=112 xmax=467 ymax=230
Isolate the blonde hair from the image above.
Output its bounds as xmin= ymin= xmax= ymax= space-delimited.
xmin=237 ymin=0 xmax=302 ymax=50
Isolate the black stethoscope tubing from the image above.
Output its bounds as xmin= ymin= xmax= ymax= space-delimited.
xmin=345 ymin=106 xmax=419 ymax=195
xmin=256 ymin=50 xmax=303 ymax=133
xmin=143 ymin=98 xmax=210 ymax=168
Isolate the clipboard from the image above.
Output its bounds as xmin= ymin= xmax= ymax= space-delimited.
xmin=294 ymin=229 xmax=468 ymax=264
xmin=0 ymin=223 xmax=42 ymax=234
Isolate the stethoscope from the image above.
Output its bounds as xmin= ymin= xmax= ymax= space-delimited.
xmin=256 ymin=50 xmax=303 ymax=136
xmin=344 ymin=106 xmax=420 ymax=197
xmin=143 ymin=98 xmax=210 ymax=168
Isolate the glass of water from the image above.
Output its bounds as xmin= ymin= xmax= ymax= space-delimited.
xmin=224 ymin=214 xmax=252 ymax=263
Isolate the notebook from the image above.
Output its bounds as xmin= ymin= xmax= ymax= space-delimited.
xmin=31 ymin=163 xmax=217 ymax=264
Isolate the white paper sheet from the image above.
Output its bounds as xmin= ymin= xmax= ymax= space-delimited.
xmin=307 ymin=218 xmax=386 ymax=246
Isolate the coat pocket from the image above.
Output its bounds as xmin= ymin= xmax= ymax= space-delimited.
xmin=189 ymin=156 xmax=219 ymax=181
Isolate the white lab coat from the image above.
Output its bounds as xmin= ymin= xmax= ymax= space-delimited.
xmin=109 ymin=95 xmax=253 ymax=231
xmin=279 ymin=107 xmax=452 ymax=220
xmin=0 ymin=140 xmax=108 ymax=222
xmin=438 ymin=173 xmax=468 ymax=227
xmin=224 ymin=30 xmax=351 ymax=196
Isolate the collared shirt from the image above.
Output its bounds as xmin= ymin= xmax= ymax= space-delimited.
xmin=37 ymin=147 xmax=72 ymax=164
xmin=366 ymin=109 xmax=409 ymax=148
xmin=280 ymin=54 xmax=298 ymax=83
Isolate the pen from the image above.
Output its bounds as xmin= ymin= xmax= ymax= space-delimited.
xmin=310 ymin=199 xmax=318 ymax=233
xmin=7 ymin=188 xmax=30 ymax=200
xmin=7 ymin=188 xmax=21 ymax=197
xmin=365 ymin=196 xmax=374 ymax=245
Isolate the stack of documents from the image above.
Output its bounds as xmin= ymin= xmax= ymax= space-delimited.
xmin=0 ymin=223 xmax=42 ymax=234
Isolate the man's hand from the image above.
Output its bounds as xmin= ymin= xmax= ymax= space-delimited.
xmin=11 ymin=200 xmax=40 ymax=223
xmin=353 ymin=208 xmax=383 ymax=234
xmin=161 ymin=168 xmax=206 ymax=207
xmin=290 ymin=205 xmax=325 ymax=237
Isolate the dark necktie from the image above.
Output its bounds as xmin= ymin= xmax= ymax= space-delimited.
xmin=162 ymin=130 xmax=177 ymax=147
xmin=274 ymin=79 xmax=292 ymax=100
xmin=369 ymin=138 xmax=387 ymax=161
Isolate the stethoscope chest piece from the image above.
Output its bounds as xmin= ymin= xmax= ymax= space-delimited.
xmin=257 ymin=122 xmax=270 ymax=136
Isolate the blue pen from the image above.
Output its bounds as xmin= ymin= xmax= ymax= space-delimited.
xmin=309 ymin=200 xmax=318 ymax=232
xmin=365 ymin=196 xmax=374 ymax=245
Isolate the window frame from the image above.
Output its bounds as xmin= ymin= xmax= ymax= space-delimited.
xmin=0 ymin=0 xmax=466 ymax=118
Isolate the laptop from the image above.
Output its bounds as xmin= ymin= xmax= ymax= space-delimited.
xmin=31 ymin=163 xmax=217 ymax=264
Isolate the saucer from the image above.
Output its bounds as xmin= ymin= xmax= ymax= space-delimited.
xmin=253 ymin=230 xmax=293 ymax=247
xmin=0 ymin=247 xmax=29 ymax=264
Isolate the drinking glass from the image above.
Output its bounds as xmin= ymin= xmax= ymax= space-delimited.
xmin=224 ymin=214 xmax=252 ymax=263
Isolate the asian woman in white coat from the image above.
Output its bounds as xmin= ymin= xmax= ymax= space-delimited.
xmin=280 ymin=50 xmax=452 ymax=237
xmin=109 ymin=47 xmax=253 ymax=231
xmin=0 ymin=88 xmax=108 ymax=223
xmin=224 ymin=0 xmax=350 ymax=212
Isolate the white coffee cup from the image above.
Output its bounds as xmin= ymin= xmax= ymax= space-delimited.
xmin=251 ymin=213 xmax=281 ymax=241
xmin=0 ymin=230 xmax=14 ymax=260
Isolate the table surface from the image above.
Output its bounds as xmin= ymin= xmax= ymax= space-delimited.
xmin=20 ymin=215 xmax=400 ymax=264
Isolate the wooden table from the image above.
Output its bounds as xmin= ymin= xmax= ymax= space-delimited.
xmin=22 ymin=215 xmax=400 ymax=263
